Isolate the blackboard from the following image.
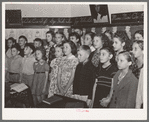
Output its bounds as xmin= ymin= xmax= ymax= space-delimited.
xmin=111 ymin=11 xmax=143 ymax=24
xmin=22 ymin=16 xmax=93 ymax=26
xmin=6 ymin=10 xmax=22 ymax=26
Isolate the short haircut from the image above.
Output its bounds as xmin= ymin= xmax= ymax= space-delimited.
xmin=25 ymin=43 xmax=35 ymax=54
xmin=46 ymin=30 xmax=55 ymax=37
xmin=19 ymin=35 xmax=28 ymax=43
xmin=79 ymin=45 xmax=91 ymax=55
xmin=94 ymin=33 xmax=110 ymax=47
xmin=11 ymin=44 xmax=21 ymax=52
xmin=69 ymin=32 xmax=80 ymax=40
xmin=69 ymin=32 xmax=81 ymax=45
xmin=55 ymin=32 xmax=64 ymax=38
xmin=55 ymin=31 xmax=68 ymax=42
xmin=34 ymin=38 xmax=43 ymax=46
xmin=85 ymin=32 xmax=95 ymax=40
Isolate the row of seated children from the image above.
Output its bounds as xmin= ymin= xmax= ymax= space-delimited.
xmin=5 ymin=29 xmax=144 ymax=108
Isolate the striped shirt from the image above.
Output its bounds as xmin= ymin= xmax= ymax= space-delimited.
xmin=93 ymin=63 xmax=118 ymax=108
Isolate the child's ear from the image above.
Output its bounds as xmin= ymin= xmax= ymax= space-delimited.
xmin=109 ymin=54 xmax=113 ymax=59
xmin=122 ymin=42 xmax=125 ymax=47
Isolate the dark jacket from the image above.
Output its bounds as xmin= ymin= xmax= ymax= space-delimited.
xmin=73 ymin=61 xmax=96 ymax=99
xmin=109 ymin=69 xmax=138 ymax=108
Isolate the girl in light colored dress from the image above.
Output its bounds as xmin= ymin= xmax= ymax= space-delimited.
xmin=32 ymin=47 xmax=49 ymax=106
xmin=57 ymin=41 xmax=78 ymax=97
xmin=48 ymin=44 xmax=64 ymax=98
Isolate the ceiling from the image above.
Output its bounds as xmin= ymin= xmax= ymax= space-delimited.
xmin=5 ymin=3 xmax=144 ymax=21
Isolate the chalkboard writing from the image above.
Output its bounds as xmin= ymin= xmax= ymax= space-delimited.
xmin=111 ymin=11 xmax=143 ymax=24
xmin=23 ymin=18 xmax=72 ymax=26
xmin=72 ymin=16 xmax=93 ymax=25
xmin=22 ymin=16 xmax=93 ymax=26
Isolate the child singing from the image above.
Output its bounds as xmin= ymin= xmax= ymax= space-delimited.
xmin=32 ymin=47 xmax=49 ymax=106
xmin=73 ymin=45 xmax=95 ymax=104
xmin=7 ymin=45 xmax=23 ymax=83
xmin=91 ymin=47 xmax=118 ymax=108
xmin=57 ymin=41 xmax=78 ymax=97
xmin=48 ymin=44 xmax=64 ymax=98
xmin=21 ymin=43 xmax=36 ymax=89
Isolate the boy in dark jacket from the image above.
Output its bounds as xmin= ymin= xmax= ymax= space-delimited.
xmin=73 ymin=45 xmax=95 ymax=106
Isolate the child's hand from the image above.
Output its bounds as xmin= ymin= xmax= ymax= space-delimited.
xmin=100 ymin=97 xmax=110 ymax=107
xmin=86 ymin=99 xmax=92 ymax=108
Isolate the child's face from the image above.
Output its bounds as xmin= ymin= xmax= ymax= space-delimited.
xmin=84 ymin=34 xmax=92 ymax=46
xmin=7 ymin=40 xmax=14 ymax=48
xmin=11 ymin=48 xmax=19 ymax=57
xmin=55 ymin=47 xmax=63 ymax=58
xmin=132 ymin=42 xmax=143 ymax=58
xmin=93 ymin=36 xmax=102 ymax=49
xmin=24 ymin=46 xmax=32 ymax=55
xmin=117 ymin=54 xmax=131 ymax=70
xmin=135 ymin=33 xmax=143 ymax=40
xmin=70 ymin=36 xmax=79 ymax=44
xmin=55 ymin=34 xmax=63 ymax=45
xmin=35 ymin=50 xmax=42 ymax=61
xmin=74 ymin=29 xmax=82 ymax=36
xmin=77 ymin=50 xmax=88 ymax=63
xmin=99 ymin=49 xmax=111 ymax=64
xmin=18 ymin=38 xmax=26 ymax=47
xmin=63 ymin=43 xmax=71 ymax=56
xmin=113 ymin=37 xmax=124 ymax=52
xmin=34 ymin=41 xmax=41 ymax=48
xmin=46 ymin=33 xmax=52 ymax=42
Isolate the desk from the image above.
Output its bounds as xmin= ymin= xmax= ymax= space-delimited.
xmin=36 ymin=94 xmax=88 ymax=108
xmin=5 ymin=82 xmax=34 ymax=108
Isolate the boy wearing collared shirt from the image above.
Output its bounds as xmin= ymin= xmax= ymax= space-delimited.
xmin=20 ymin=43 xmax=36 ymax=89
xmin=7 ymin=45 xmax=23 ymax=83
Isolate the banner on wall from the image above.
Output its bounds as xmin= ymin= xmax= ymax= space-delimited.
xmin=22 ymin=16 xmax=93 ymax=26
xmin=22 ymin=18 xmax=72 ymax=26
xmin=111 ymin=11 xmax=143 ymax=24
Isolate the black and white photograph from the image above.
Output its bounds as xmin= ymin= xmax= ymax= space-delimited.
xmin=2 ymin=2 xmax=147 ymax=120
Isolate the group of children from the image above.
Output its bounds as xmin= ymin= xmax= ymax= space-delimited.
xmin=5 ymin=28 xmax=144 ymax=108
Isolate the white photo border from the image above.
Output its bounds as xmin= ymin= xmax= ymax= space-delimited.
xmin=2 ymin=2 xmax=148 ymax=120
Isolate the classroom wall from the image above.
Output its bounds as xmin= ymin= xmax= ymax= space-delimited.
xmin=5 ymin=24 xmax=143 ymax=43
xmin=5 ymin=3 xmax=144 ymax=42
